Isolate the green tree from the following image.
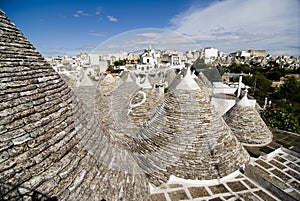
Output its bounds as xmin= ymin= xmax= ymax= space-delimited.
xmin=227 ymin=63 xmax=252 ymax=74
xmin=106 ymin=65 xmax=114 ymax=72
xmin=262 ymin=106 xmax=300 ymax=133
xmin=113 ymin=61 xmax=120 ymax=66
xmin=243 ymin=72 xmax=272 ymax=105
xmin=264 ymin=76 xmax=300 ymax=133
xmin=275 ymin=76 xmax=300 ymax=104
xmin=113 ymin=59 xmax=126 ymax=66
xmin=266 ymin=69 xmax=285 ymax=81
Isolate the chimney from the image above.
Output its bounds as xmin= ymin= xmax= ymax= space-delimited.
xmin=237 ymin=75 xmax=242 ymax=98
xmin=264 ymin=97 xmax=268 ymax=109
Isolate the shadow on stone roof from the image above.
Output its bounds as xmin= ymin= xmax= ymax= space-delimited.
xmin=2 ymin=9 xmax=297 ymax=201
xmin=0 ymin=10 xmax=149 ymax=200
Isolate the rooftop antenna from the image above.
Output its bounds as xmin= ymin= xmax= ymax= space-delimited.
xmin=237 ymin=74 xmax=243 ymax=98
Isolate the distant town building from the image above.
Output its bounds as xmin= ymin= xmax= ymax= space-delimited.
xmin=2 ymin=10 xmax=300 ymax=201
xmin=203 ymin=47 xmax=218 ymax=63
xmin=135 ymin=64 xmax=156 ymax=73
xmin=140 ymin=52 xmax=156 ymax=65
xmin=248 ymin=49 xmax=266 ymax=57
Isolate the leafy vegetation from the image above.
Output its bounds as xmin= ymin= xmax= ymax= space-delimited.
xmin=242 ymin=72 xmax=273 ymax=106
xmin=264 ymin=76 xmax=300 ymax=133
xmin=113 ymin=59 xmax=127 ymax=66
xmin=106 ymin=63 xmax=125 ymax=74
xmin=221 ymin=62 xmax=300 ymax=133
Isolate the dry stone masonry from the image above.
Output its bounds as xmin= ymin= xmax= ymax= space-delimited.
xmin=0 ymin=10 xmax=149 ymax=201
xmin=95 ymin=72 xmax=142 ymax=148
xmin=131 ymin=69 xmax=250 ymax=186
xmin=1 ymin=9 xmax=278 ymax=201
xmin=225 ymin=91 xmax=273 ymax=147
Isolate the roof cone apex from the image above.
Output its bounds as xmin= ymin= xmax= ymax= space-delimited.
xmin=176 ymin=67 xmax=200 ymax=90
xmin=139 ymin=74 xmax=152 ymax=89
xmin=125 ymin=72 xmax=134 ymax=82
xmin=237 ymin=89 xmax=256 ymax=108
xmin=106 ymin=74 xmax=113 ymax=78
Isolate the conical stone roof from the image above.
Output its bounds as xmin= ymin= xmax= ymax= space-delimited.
xmin=225 ymin=91 xmax=273 ymax=146
xmin=96 ymin=73 xmax=119 ymax=111
xmin=120 ymin=70 xmax=136 ymax=82
xmin=73 ymin=73 xmax=97 ymax=115
xmin=135 ymin=74 xmax=151 ymax=89
xmin=96 ymin=72 xmax=165 ymax=151
xmin=128 ymin=88 xmax=164 ymax=128
xmin=166 ymin=72 xmax=182 ymax=92
xmin=131 ymin=68 xmax=250 ymax=186
xmin=96 ymin=71 xmax=142 ymax=148
xmin=147 ymin=72 xmax=163 ymax=87
xmin=164 ymin=69 xmax=177 ymax=88
xmin=0 ymin=10 xmax=149 ymax=200
xmin=77 ymin=72 xmax=95 ymax=87
xmin=95 ymin=73 xmax=122 ymax=141
xmin=97 ymin=73 xmax=120 ymax=95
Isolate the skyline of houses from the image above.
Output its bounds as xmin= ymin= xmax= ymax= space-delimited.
xmin=46 ymin=46 xmax=300 ymax=81
xmin=1 ymin=10 xmax=300 ymax=200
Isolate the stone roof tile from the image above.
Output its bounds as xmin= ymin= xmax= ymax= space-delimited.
xmin=225 ymin=93 xmax=273 ymax=147
xmin=131 ymin=73 xmax=250 ymax=186
xmin=0 ymin=10 xmax=149 ymax=200
xmin=176 ymin=67 xmax=200 ymax=90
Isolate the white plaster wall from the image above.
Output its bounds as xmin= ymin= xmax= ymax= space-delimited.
xmin=211 ymin=97 xmax=236 ymax=116
xmin=204 ymin=48 xmax=218 ymax=59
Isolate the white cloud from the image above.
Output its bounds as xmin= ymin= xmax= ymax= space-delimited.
xmin=170 ymin=0 xmax=300 ymax=56
xmin=88 ymin=32 xmax=106 ymax=37
xmin=73 ymin=10 xmax=89 ymax=17
xmin=107 ymin=15 xmax=118 ymax=22
xmin=91 ymin=29 xmax=200 ymax=54
xmin=95 ymin=7 xmax=102 ymax=15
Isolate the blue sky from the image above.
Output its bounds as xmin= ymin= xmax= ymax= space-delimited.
xmin=1 ymin=0 xmax=299 ymax=56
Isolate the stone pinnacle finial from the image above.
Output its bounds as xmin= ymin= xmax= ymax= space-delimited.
xmin=125 ymin=72 xmax=134 ymax=82
xmin=175 ymin=66 xmax=200 ymax=90
xmin=140 ymin=73 xmax=152 ymax=89
xmin=237 ymin=88 xmax=255 ymax=108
